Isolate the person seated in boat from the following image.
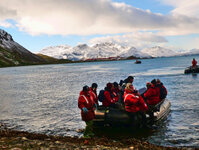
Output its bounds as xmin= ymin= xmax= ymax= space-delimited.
xmin=156 ymin=79 xmax=167 ymax=101
xmin=102 ymin=83 xmax=117 ymax=107
xmin=89 ymin=83 xmax=99 ymax=106
xmin=113 ymin=82 xmax=121 ymax=102
xmin=123 ymin=83 xmax=148 ymax=127
xmin=119 ymin=76 xmax=134 ymax=104
xmin=78 ymin=85 xmax=96 ymax=138
xmin=146 ymin=82 xmax=151 ymax=90
xmin=144 ymin=79 xmax=160 ymax=107
xmin=192 ymin=58 xmax=197 ymax=68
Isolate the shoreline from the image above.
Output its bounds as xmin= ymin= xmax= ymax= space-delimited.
xmin=0 ymin=124 xmax=188 ymax=150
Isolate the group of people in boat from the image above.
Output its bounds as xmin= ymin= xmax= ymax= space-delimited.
xmin=78 ymin=76 xmax=167 ymax=138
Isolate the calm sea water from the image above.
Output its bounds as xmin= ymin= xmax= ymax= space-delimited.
xmin=0 ymin=55 xmax=199 ymax=147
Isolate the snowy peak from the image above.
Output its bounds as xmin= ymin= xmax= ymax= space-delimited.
xmin=39 ymin=42 xmax=151 ymax=61
xmin=141 ymin=46 xmax=178 ymax=57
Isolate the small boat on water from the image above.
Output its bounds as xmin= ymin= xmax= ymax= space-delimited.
xmin=135 ymin=60 xmax=141 ymax=64
xmin=93 ymin=99 xmax=171 ymax=128
xmin=184 ymin=65 xmax=199 ymax=74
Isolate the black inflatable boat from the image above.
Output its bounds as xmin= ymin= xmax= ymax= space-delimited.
xmin=184 ymin=65 xmax=199 ymax=74
xmin=93 ymin=99 xmax=171 ymax=128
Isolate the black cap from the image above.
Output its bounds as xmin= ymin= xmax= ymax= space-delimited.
xmin=113 ymin=82 xmax=118 ymax=88
xmin=91 ymin=83 xmax=98 ymax=88
xmin=151 ymin=79 xmax=156 ymax=85
xmin=83 ymin=85 xmax=89 ymax=92
xmin=127 ymin=76 xmax=134 ymax=81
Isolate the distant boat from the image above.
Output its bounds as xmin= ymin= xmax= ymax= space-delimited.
xmin=135 ymin=60 xmax=141 ymax=64
xmin=184 ymin=65 xmax=199 ymax=74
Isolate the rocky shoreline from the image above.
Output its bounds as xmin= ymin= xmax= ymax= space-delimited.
xmin=0 ymin=124 xmax=193 ymax=150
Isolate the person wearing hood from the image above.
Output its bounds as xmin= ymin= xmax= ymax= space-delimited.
xmin=123 ymin=83 xmax=148 ymax=113
xmin=102 ymin=83 xmax=116 ymax=107
xmin=192 ymin=58 xmax=197 ymax=68
xmin=156 ymin=79 xmax=167 ymax=101
xmin=89 ymin=83 xmax=99 ymax=106
xmin=144 ymin=79 xmax=160 ymax=106
xmin=123 ymin=83 xmax=148 ymax=127
xmin=78 ymin=85 xmax=96 ymax=138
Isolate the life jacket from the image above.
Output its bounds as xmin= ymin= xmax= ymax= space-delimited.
xmin=89 ymin=88 xmax=98 ymax=105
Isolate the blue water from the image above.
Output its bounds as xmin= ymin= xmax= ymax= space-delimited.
xmin=0 ymin=55 xmax=199 ymax=147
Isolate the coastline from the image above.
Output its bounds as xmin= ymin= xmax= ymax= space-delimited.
xmin=0 ymin=124 xmax=186 ymax=150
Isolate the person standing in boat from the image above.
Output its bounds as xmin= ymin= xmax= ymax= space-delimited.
xmin=156 ymin=79 xmax=167 ymax=101
xmin=102 ymin=83 xmax=117 ymax=107
xmin=119 ymin=76 xmax=134 ymax=104
xmin=192 ymin=58 xmax=197 ymax=68
xmin=89 ymin=83 xmax=99 ymax=106
xmin=123 ymin=83 xmax=148 ymax=127
xmin=78 ymin=85 xmax=96 ymax=138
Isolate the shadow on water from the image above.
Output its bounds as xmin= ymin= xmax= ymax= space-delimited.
xmin=192 ymin=73 xmax=198 ymax=78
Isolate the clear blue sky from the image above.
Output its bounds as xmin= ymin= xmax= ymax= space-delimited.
xmin=1 ymin=0 xmax=199 ymax=52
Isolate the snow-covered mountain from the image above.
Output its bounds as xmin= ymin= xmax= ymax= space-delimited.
xmin=141 ymin=46 xmax=178 ymax=57
xmin=39 ymin=42 xmax=151 ymax=61
xmin=179 ymin=49 xmax=199 ymax=56
xmin=39 ymin=42 xmax=199 ymax=61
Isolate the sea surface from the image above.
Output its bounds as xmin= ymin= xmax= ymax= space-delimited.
xmin=0 ymin=55 xmax=199 ymax=147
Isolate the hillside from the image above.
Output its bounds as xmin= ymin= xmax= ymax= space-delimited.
xmin=0 ymin=29 xmax=72 ymax=67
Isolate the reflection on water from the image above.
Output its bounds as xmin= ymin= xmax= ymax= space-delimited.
xmin=0 ymin=55 xmax=199 ymax=147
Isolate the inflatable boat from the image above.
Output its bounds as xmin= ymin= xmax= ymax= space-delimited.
xmin=184 ymin=65 xmax=199 ymax=74
xmin=135 ymin=60 xmax=141 ymax=64
xmin=93 ymin=99 xmax=171 ymax=128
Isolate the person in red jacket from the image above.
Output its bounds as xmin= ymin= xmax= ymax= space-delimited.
xmin=144 ymin=79 xmax=160 ymax=106
xmin=123 ymin=83 xmax=148 ymax=127
xmin=113 ymin=82 xmax=120 ymax=102
xmin=78 ymin=85 xmax=96 ymax=138
xmin=192 ymin=58 xmax=197 ymax=67
xmin=89 ymin=83 xmax=99 ymax=106
xmin=123 ymin=83 xmax=148 ymax=113
xmin=102 ymin=83 xmax=117 ymax=107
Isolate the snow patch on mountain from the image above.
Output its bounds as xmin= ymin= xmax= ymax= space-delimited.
xmin=141 ymin=46 xmax=178 ymax=57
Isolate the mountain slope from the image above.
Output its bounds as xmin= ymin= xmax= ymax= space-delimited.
xmin=0 ymin=29 xmax=47 ymax=67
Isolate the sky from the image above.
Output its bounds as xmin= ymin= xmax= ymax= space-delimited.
xmin=1 ymin=0 xmax=199 ymax=53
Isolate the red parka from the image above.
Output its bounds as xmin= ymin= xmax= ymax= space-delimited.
xmin=123 ymin=89 xmax=148 ymax=113
xmin=144 ymin=85 xmax=160 ymax=105
xmin=192 ymin=59 xmax=197 ymax=67
xmin=102 ymin=91 xmax=116 ymax=107
xmin=89 ymin=88 xmax=98 ymax=105
xmin=78 ymin=91 xmax=95 ymax=121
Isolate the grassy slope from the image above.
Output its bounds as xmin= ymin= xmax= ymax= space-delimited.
xmin=0 ymin=47 xmax=72 ymax=68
